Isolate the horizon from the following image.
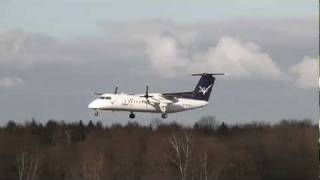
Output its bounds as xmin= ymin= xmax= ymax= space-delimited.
xmin=0 ymin=116 xmax=316 ymax=128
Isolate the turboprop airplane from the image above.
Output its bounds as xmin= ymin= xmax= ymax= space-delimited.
xmin=88 ymin=73 xmax=224 ymax=119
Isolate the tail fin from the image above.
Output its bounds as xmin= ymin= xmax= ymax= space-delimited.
xmin=192 ymin=73 xmax=224 ymax=101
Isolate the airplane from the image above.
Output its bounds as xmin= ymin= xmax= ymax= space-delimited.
xmin=88 ymin=73 xmax=224 ymax=119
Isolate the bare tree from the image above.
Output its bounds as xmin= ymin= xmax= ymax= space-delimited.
xmin=71 ymin=153 xmax=105 ymax=180
xmin=199 ymin=152 xmax=208 ymax=180
xmin=16 ymin=152 xmax=40 ymax=180
xmin=166 ymin=132 xmax=193 ymax=180
xmin=51 ymin=127 xmax=72 ymax=146
xmin=150 ymin=118 xmax=162 ymax=130
xmin=196 ymin=116 xmax=219 ymax=130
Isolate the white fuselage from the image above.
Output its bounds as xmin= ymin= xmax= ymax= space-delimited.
xmin=88 ymin=93 xmax=208 ymax=114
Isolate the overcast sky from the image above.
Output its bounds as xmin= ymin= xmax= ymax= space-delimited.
xmin=0 ymin=0 xmax=318 ymax=125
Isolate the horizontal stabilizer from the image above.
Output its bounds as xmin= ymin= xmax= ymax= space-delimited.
xmin=192 ymin=73 xmax=225 ymax=76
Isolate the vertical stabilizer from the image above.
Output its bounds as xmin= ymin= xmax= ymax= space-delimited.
xmin=192 ymin=73 xmax=224 ymax=101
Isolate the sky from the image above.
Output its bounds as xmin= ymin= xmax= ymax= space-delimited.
xmin=0 ymin=0 xmax=318 ymax=125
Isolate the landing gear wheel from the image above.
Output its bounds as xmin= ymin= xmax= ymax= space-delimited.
xmin=161 ymin=113 xmax=168 ymax=119
xmin=129 ymin=113 xmax=135 ymax=119
xmin=94 ymin=111 xmax=99 ymax=116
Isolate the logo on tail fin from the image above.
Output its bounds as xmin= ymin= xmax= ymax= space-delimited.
xmin=198 ymin=84 xmax=212 ymax=95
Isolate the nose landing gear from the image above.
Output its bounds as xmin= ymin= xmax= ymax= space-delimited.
xmin=129 ymin=112 xmax=135 ymax=119
xmin=94 ymin=111 xmax=99 ymax=116
xmin=161 ymin=113 xmax=168 ymax=119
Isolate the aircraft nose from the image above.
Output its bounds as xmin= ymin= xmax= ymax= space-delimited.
xmin=88 ymin=100 xmax=99 ymax=109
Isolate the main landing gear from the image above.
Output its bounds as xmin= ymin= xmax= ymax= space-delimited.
xmin=161 ymin=113 xmax=168 ymax=119
xmin=129 ymin=112 xmax=135 ymax=119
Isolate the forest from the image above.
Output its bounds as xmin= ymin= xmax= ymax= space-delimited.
xmin=0 ymin=117 xmax=317 ymax=180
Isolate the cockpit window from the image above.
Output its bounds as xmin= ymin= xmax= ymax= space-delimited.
xmin=99 ymin=96 xmax=111 ymax=99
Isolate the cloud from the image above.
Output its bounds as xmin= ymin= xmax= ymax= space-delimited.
xmin=0 ymin=30 xmax=106 ymax=69
xmin=198 ymin=37 xmax=282 ymax=77
xmin=0 ymin=77 xmax=24 ymax=88
xmin=99 ymin=18 xmax=317 ymax=49
xmin=145 ymin=36 xmax=187 ymax=77
xmin=0 ymin=30 xmax=57 ymax=67
xmin=0 ymin=18 xmax=316 ymax=84
xmin=289 ymin=57 xmax=318 ymax=88
xmin=145 ymin=35 xmax=282 ymax=78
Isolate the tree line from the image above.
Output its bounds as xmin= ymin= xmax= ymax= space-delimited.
xmin=0 ymin=117 xmax=317 ymax=180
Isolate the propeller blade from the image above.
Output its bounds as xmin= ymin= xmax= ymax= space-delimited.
xmin=145 ymin=85 xmax=149 ymax=99
xmin=114 ymin=85 xmax=119 ymax=94
xmin=140 ymin=85 xmax=153 ymax=99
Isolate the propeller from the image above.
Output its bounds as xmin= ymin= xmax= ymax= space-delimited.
xmin=114 ymin=85 xmax=119 ymax=94
xmin=141 ymin=85 xmax=153 ymax=100
xmin=145 ymin=85 xmax=149 ymax=98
